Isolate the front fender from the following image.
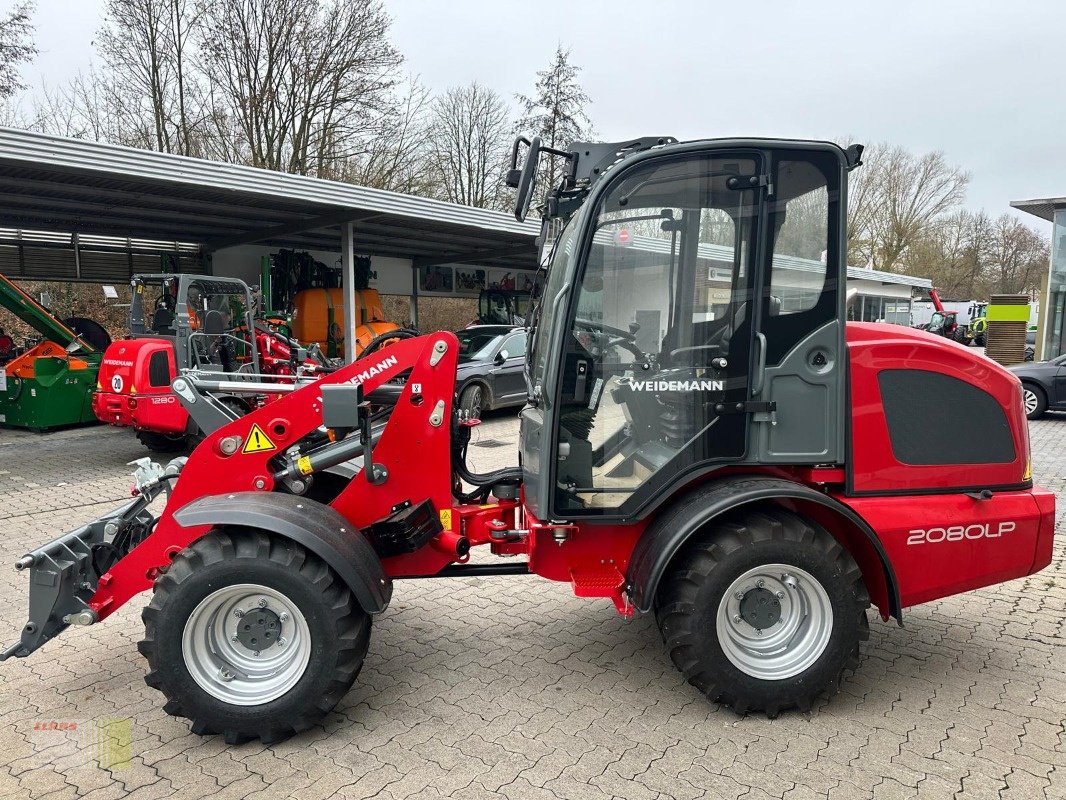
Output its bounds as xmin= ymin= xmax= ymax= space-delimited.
xmin=626 ymin=475 xmax=902 ymax=621
xmin=173 ymin=492 xmax=392 ymax=614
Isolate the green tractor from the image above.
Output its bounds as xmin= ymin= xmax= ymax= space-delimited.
xmin=953 ymin=301 xmax=988 ymax=346
xmin=965 ymin=302 xmax=988 ymax=346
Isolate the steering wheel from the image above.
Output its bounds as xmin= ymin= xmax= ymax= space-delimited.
xmin=573 ymin=317 xmax=647 ymax=362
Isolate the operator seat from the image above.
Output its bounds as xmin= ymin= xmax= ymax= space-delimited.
xmin=151 ymin=307 xmax=175 ymax=335
xmin=201 ymin=309 xmax=236 ymax=373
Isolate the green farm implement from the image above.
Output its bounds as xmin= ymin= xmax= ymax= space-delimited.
xmin=0 ymin=273 xmax=108 ymax=431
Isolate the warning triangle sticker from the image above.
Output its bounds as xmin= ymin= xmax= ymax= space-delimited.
xmin=242 ymin=423 xmax=277 ymax=454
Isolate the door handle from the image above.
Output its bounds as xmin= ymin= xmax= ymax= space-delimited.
xmin=751 ymin=332 xmax=767 ymax=395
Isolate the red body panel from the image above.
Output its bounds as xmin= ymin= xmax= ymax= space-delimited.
xmin=93 ymin=331 xmax=308 ymax=436
xmin=93 ymin=339 xmax=188 ymax=433
xmin=835 ymin=488 xmax=1054 ymax=607
xmin=86 ymin=329 xmax=1055 ymax=626
xmin=846 ymin=323 xmax=1030 ymax=493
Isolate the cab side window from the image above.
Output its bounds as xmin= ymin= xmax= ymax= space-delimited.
xmin=762 ymin=155 xmax=839 ymax=365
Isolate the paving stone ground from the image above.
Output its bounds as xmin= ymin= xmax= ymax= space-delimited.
xmin=0 ymin=411 xmax=1063 ymax=800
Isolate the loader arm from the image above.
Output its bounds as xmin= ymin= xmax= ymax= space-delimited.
xmin=88 ymin=332 xmax=461 ymax=623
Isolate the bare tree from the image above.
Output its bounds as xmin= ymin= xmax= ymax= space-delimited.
xmin=515 ymin=45 xmax=593 ymax=194
xmin=907 ymin=210 xmax=1048 ymax=299
xmin=427 ymin=82 xmax=510 ymax=209
xmin=333 ymin=77 xmax=436 ymax=194
xmin=839 ymin=139 xmax=882 ymax=266
xmin=197 ymin=0 xmax=403 ymax=177
xmin=907 ymin=210 xmax=991 ymax=296
xmin=852 ymin=144 xmax=969 ymax=271
xmin=988 ymin=214 xmax=1048 ymax=296
xmin=96 ymin=0 xmax=203 ymax=155
xmin=0 ymin=1 xmax=36 ymax=101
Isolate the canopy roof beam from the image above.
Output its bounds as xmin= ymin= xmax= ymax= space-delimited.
xmin=203 ymin=209 xmax=385 ymax=252
xmin=413 ymin=244 xmax=534 ymax=268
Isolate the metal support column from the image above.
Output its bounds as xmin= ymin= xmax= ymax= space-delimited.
xmin=341 ymin=221 xmax=357 ymax=364
xmin=411 ymin=264 xmax=420 ymax=330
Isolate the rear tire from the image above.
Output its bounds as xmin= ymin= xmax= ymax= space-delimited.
xmin=139 ymin=529 xmax=370 ymax=743
xmin=136 ymin=430 xmax=186 ymax=453
xmin=1022 ymin=383 xmax=1047 ymax=420
xmin=655 ymin=507 xmax=869 ymax=716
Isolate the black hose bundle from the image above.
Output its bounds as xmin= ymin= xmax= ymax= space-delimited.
xmin=451 ymin=414 xmax=522 ymax=503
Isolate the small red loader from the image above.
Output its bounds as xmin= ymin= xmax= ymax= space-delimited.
xmin=2 ymin=136 xmax=1055 ymax=744
xmin=93 ymin=273 xmax=331 ymax=451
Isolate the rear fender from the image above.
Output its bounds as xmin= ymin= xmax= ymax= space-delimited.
xmin=173 ymin=492 xmax=392 ymax=614
xmin=626 ymin=475 xmax=902 ymax=622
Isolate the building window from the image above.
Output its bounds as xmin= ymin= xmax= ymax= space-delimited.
xmin=850 ymin=294 xmax=912 ymax=325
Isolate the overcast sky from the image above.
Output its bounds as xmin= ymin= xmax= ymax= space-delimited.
xmin=11 ymin=0 xmax=1064 ymax=230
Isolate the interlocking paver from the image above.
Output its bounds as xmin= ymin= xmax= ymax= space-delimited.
xmin=0 ymin=411 xmax=1063 ymax=799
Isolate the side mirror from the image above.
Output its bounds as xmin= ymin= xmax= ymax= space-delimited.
xmin=510 ymin=135 xmax=542 ymax=223
xmin=495 ymin=350 xmax=508 ymax=365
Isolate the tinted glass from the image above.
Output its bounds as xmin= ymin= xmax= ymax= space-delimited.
xmin=553 ymin=153 xmax=759 ymax=515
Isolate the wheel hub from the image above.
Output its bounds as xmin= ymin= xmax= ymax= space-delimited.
xmin=181 ymin=584 xmax=311 ymax=706
xmin=716 ymin=564 xmax=834 ymax=681
xmin=235 ymin=607 xmax=281 ymax=651
xmin=738 ymin=587 xmax=781 ymax=630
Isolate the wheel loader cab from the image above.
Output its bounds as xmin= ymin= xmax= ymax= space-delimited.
xmin=521 ymin=141 xmax=848 ymax=521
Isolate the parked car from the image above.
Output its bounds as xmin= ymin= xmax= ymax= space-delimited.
xmin=454 ymin=325 xmax=528 ymax=418
xmin=1010 ymin=352 xmax=1066 ymax=419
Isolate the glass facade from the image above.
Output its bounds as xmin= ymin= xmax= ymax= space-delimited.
xmin=1043 ymin=209 xmax=1066 ymax=359
xmin=846 ymin=294 xmax=913 ymax=325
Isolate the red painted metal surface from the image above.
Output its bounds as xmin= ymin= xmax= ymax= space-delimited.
xmin=93 ymin=328 xmax=311 ymax=436
xmin=835 ymin=487 xmax=1054 ymax=607
xmin=846 ymin=323 xmax=1030 ymax=493
xmin=89 ymin=333 xmax=460 ymax=619
xmin=94 ymin=339 xmax=187 ymax=432
xmin=85 ymin=324 xmax=1056 ymax=626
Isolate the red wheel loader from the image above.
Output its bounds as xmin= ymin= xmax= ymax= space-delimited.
xmin=93 ymin=273 xmax=331 ymax=452
xmin=2 ymin=136 xmax=1055 ymax=744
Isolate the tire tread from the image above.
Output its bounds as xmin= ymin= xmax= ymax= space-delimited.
xmin=139 ymin=528 xmax=370 ymax=744
xmin=655 ymin=506 xmax=870 ymax=717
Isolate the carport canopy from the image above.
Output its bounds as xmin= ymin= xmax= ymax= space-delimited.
xmin=0 ymin=127 xmax=538 ymax=278
xmin=0 ymin=127 xmax=542 ymax=360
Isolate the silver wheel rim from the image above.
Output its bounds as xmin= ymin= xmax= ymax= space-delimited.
xmin=181 ymin=583 xmax=311 ymax=706
xmin=716 ymin=564 xmax=833 ymax=681
xmin=1023 ymin=388 xmax=1039 ymax=415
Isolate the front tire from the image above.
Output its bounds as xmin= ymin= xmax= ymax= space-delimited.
xmin=458 ymin=383 xmax=487 ymax=419
xmin=139 ymin=529 xmax=370 ymax=743
xmin=655 ymin=507 xmax=869 ymax=716
xmin=136 ymin=430 xmax=186 ymax=453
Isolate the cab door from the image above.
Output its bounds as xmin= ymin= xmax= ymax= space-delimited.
xmin=752 ymin=151 xmax=846 ymax=464
xmin=543 ymin=148 xmax=765 ymax=519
